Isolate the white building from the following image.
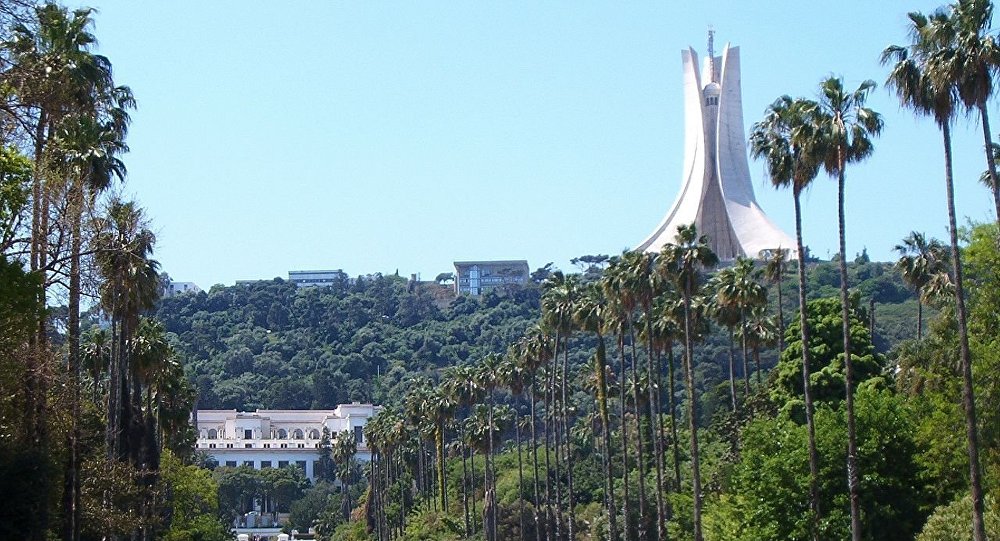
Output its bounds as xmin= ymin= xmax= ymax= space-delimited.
xmin=637 ymin=33 xmax=795 ymax=261
xmin=164 ymin=281 xmax=202 ymax=297
xmin=195 ymin=404 xmax=381 ymax=481
xmin=287 ymin=269 xmax=349 ymax=288
xmin=453 ymin=260 xmax=530 ymax=296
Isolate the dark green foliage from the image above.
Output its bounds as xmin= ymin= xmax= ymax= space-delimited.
xmin=772 ymin=296 xmax=884 ymax=410
xmin=156 ymin=275 xmax=541 ymax=409
xmin=714 ymin=386 xmax=929 ymax=540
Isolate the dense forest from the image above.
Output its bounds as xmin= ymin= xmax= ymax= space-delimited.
xmin=3 ymin=0 xmax=1000 ymax=541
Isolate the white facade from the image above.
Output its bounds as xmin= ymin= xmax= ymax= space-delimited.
xmin=195 ymin=404 xmax=381 ymax=481
xmin=287 ymin=269 xmax=348 ymax=288
xmin=165 ymin=281 xmax=202 ymax=297
xmin=637 ymin=37 xmax=795 ymax=261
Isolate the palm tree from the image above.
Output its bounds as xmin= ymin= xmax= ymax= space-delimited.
xmin=619 ymin=249 xmax=669 ymax=539
xmin=602 ymin=254 xmax=652 ymax=541
xmin=93 ymin=199 xmax=160 ymax=464
xmin=428 ymin=385 xmax=457 ymax=513
xmin=82 ymin=328 xmax=111 ymax=403
xmin=500 ymin=348 xmax=531 ymax=541
xmin=938 ymin=0 xmax=1000 ymax=220
xmin=884 ymin=14 xmax=987 ymax=539
xmin=708 ymin=269 xmax=742 ymax=412
xmin=749 ymin=95 xmax=824 ymax=538
xmin=658 ymin=223 xmax=717 ymax=541
xmin=52 ymin=110 xmax=130 ymax=541
xmin=894 ymin=231 xmax=950 ymax=339
xmin=333 ymin=430 xmax=358 ymax=520
xmin=520 ymin=326 xmax=552 ymax=541
xmin=761 ymin=248 xmax=790 ymax=353
xmin=740 ymin=306 xmax=778 ymax=386
xmin=729 ymin=257 xmax=767 ymax=397
xmin=573 ymin=282 xmax=619 ymax=541
xmin=814 ymin=75 xmax=883 ymax=541
xmin=542 ymin=272 xmax=580 ymax=540
xmin=651 ymin=294 xmax=683 ymax=490
xmin=441 ymin=364 xmax=478 ymax=537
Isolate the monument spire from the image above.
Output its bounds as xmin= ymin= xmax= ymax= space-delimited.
xmin=707 ymin=26 xmax=716 ymax=83
xmin=636 ymin=38 xmax=795 ymax=260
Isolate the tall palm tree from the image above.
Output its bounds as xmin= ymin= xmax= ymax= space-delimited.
xmin=658 ymin=223 xmax=717 ymax=541
xmin=441 ymin=364 xmax=478 ymax=537
xmin=651 ymin=294 xmax=684 ymax=490
xmin=750 ymin=95 xmax=824 ymax=538
xmin=708 ymin=269 xmax=742 ymax=412
xmin=935 ymin=0 xmax=1000 ymax=220
xmin=500 ymin=348 xmax=531 ymax=541
xmin=761 ymin=248 xmax=789 ymax=353
xmin=574 ymin=282 xmax=619 ymax=541
xmin=333 ymin=430 xmax=358 ymax=520
xmin=894 ymin=231 xmax=950 ymax=339
xmin=542 ymin=272 xmax=581 ymax=540
xmin=814 ymin=75 xmax=883 ymax=541
xmin=619 ymin=249 xmax=669 ymax=539
xmin=520 ymin=326 xmax=552 ymax=541
xmin=602 ymin=254 xmax=652 ymax=541
xmin=52 ymin=110 xmax=130 ymax=541
xmin=884 ymin=14 xmax=987 ymax=539
xmin=427 ymin=385 xmax=456 ymax=513
xmin=93 ymin=199 xmax=160 ymax=463
xmin=740 ymin=306 xmax=778 ymax=386
xmin=729 ymin=257 xmax=767 ymax=396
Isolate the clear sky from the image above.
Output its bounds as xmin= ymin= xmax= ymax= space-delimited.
xmin=71 ymin=1 xmax=997 ymax=289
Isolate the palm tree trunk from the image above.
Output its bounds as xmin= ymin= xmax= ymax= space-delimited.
xmin=727 ymin=327 xmax=738 ymax=412
xmin=643 ymin=312 xmax=666 ymax=541
xmin=740 ymin=311 xmax=751 ymax=398
xmin=550 ymin=359 xmax=563 ymax=541
xmin=489 ymin=388 xmax=499 ymax=541
xmin=628 ymin=323 xmax=648 ymax=541
xmin=917 ymin=301 xmax=923 ymax=340
xmin=515 ymin=410 xmax=526 ymax=541
xmin=562 ymin=337 xmax=576 ymax=541
xmin=837 ymin=159 xmax=862 ymax=541
xmin=667 ymin=343 xmax=681 ymax=491
xmin=978 ymin=104 xmax=1000 ymax=222
xmin=618 ymin=331 xmax=633 ymax=541
xmin=64 ymin=179 xmax=83 ymax=541
xmin=776 ymin=266 xmax=785 ymax=354
xmin=542 ymin=365 xmax=554 ymax=541
xmin=683 ymin=277 xmax=704 ymax=541
xmin=530 ymin=382 xmax=543 ymax=541
xmin=942 ymin=122 xmax=987 ymax=541
xmin=753 ymin=345 xmax=763 ymax=386
xmin=470 ymin=445 xmax=478 ymax=533
xmin=461 ymin=430 xmax=471 ymax=537
xmin=594 ymin=338 xmax=619 ymax=541
xmin=794 ymin=192 xmax=821 ymax=541
xmin=437 ymin=422 xmax=447 ymax=513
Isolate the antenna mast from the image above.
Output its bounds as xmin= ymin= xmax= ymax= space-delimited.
xmin=708 ymin=26 xmax=716 ymax=83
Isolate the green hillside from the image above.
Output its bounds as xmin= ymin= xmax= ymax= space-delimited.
xmin=156 ymin=257 xmax=918 ymax=414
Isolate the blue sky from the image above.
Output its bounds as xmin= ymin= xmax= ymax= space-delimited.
xmin=74 ymin=1 xmax=996 ymax=289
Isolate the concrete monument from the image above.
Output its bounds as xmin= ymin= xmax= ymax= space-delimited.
xmin=637 ymin=33 xmax=795 ymax=260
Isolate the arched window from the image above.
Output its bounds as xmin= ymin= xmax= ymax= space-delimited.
xmin=277 ymin=429 xmax=288 ymax=439
xmin=292 ymin=429 xmax=304 ymax=440
xmin=208 ymin=429 xmax=218 ymax=439
xmin=308 ymin=429 xmax=320 ymax=440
